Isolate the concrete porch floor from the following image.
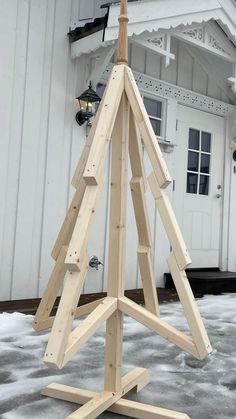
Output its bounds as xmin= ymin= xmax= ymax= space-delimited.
xmin=0 ymin=294 xmax=235 ymax=419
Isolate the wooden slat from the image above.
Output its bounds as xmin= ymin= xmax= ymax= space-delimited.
xmin=83 ymin=65 xmax=125 ymax=185
xmin=118 ymin=297 xmax=199 ymax=358
xmin=34 ymin=298 xmax=105 ymax=332
xmin=104 ymin=93 xmax=129 ymax=392
xmin=41 ymin=369 xmax=189 ymax=419
xmin=130 ymin=177 xmax=152 ymax=247
xmin=65 ymin=172 xmax=104 ymax=270
xmin=138 ymin=246 xmax=159 ymax=316
xmin=167 ymin=252 xmax=212 ymax=359
xmin=42 ymin=384 xmax=189 ymax=418
xmin=62 ymin=297 xmax=117 ymax=367
xmin=148 ymin=172 xmax=191 ymax=270
xmin=124 ymin=66 xmax=171 ymax=188
xmin=51 ymin=180 xmax=86 ymax=261
xmin=33 ymin=246 xmax=67 ymax=331
xmin=129 ymin=111 xmax=147 ymax=190
xmin=43 ymin=255 xmax=88 ymax=369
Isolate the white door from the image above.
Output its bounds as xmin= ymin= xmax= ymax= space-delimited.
xmin=174 ymin=105 xmax=225 ymax=268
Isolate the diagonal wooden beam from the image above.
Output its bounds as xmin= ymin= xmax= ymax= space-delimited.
xmin=167 ymin=252 xmax=212 ymax=359
xmin=129 ymin=111 xmax=147 ymax=190
xmin=33 ymin=246 xmax=67 ymax=331
xmin=83 ymin=64 xmax=125 ymax=185
xmin=124 ymin=66 xmax=171 ymax=189
xmin=118 ymin=296 xmax=199 ymax=358
xmin=148 ymin=171 xmax=191 ymax=271
xmin=62 ymin=297 xmax=117 ymax=368
xmin=65 ymin=171 xmax=105 ymax=270
xmin=33 ymin=298 xmax=105 ymax=332
xmin=43 ymin=255 xmax=89 ymax=369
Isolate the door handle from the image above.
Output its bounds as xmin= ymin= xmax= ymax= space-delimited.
xmin=216 ymin=193 xmax=222 ymax=198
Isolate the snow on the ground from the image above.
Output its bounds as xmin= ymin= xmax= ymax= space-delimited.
xmin=0 ymin=294 xmax=235 ymax=418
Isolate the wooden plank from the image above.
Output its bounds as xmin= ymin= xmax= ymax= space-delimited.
xmin=130 ymin=177 xmax=152 ymax=247
xmin=65 ymin=172 xmax=104 ymax=270
xmin=34 ymin=298 xmax=105 ymax=332
xmin=116 ymin=0 xmax=128 ymax=65
xmin=62 ymin=297 xmax=117 ymax=367
xmin=104 ymin=93 xmax=129 ymax=392
xmin=42 ymin=384 xmax=189 ymax=418
xmin=43 ymin=255 xmax=88 ymax=369
xmin=167 ymin=252 xmax=212 ymax=359
xmin=51 ymin=179 xmax=86 ymax=261
xmin=41 ymin=369 xmax=189 ymax=418
xmin=33 ymin=246 xmax=67 ymax=331
xmin=71 ymin=84 xmax=106 ymax=188
xmin=148 ymin=172 xmax=191 ymax=271
xmin=118 ymin=297 xmax=199 ymax=358
xmin=138 ymin=246 xmax=159 ymax=316
xmin=124 ymin=66 xmax=171 ymax=188
xmin=83 ymin=65 xmax=125 ymax=185
xmin=67 ymin=368 xmax=150 ymax=419
xmin=129 ymin=111 xmax=147 ymax=190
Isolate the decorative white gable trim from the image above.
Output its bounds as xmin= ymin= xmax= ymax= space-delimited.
xmin=105 ymin=0 xmax=236 ymax=44
xmin=132 ymin=33 xmax=175 ymax=67
xmin=174 ymin=22 xmax=236 ymax=62
xmin=100 ymin=63 xmax=236 ymax=117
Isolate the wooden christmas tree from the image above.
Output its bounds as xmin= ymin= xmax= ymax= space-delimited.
xmin=33 ymin=1 xmax=212 ymax=417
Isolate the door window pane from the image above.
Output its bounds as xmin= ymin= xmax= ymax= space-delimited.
xmin=189 ymin=129 xmax=200 ymax=150
xmin=187 ymin=173 xmax=198 ymax=194
xmin=186 ymin=128 xmax=212 ymax=195
xmin=201 ymin=132 xmax=211 ymax=152
xmin=188 ymin=151 xmax=199 ymax=172
xmin=143 ymin=97 xmax=162 ymax=118
xmin=150 ymin=118 xmax=161 ymax=136
xmin=200 ymin=154 xmax=210 ymax=174
xmin=199 ymin=175 xmax=209 ymax=195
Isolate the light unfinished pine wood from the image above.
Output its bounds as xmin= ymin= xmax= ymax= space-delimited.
xmin=83 ymin=65 xmax=125 ymax=185
xmin=105 ymin=93 xmax=129 ymax=393
xmin=51 ymin=180 xmax=86 ymax=261
xmin=34 ymin=298 xmax=105 ymax=332
xmin=43 ymin=255 xmax=88 ymax=369
xmin=118 ymin=297 xmax=199 ymax=358
xmin=130 ymin=177 xmax=152 ymax=247
xmin=124 ymin=66 xmax=171 ymax=189
xmin=67 ymin=368 xmax=150 ymax=419
xmin=65 ymin=171 xmax=104 ymax=270
xmin=138 ymin=245 xmax=159 ymax=316
xmin=33 ymin=246 xmax=67 ymax=331
xmin=62 ymin=297 xmax=117 ymax=367
xmin=148 ymin=171 xmax=191 ymax=270
xmin=167 ymin=252 xmax=212 ymax=359
xmin=117 ymin=0 xmax=129 ymax=65
xmin=129 ymin=111 xmax=147 ymax=190
xmin=41 ymin=369 xmax=189 ymax=419
xmin=42 ymin=384 xmax=189 ymax=419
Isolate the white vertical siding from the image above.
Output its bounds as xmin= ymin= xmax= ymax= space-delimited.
xmin=0 ymin=0 xmax=235 ymax=301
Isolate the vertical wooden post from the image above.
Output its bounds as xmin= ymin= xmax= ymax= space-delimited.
xmin=117 ymin=0 xmax=129 ymax=65
xmin=104 ymin=93 xmax=129 ymax=392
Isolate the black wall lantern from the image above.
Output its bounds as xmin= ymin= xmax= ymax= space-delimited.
xmin=75 ymin=81 xmax=101 ymax=126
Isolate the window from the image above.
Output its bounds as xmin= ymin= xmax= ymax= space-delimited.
xmin=186 ymin=129 xmax=211 ymax=195
xmin=143 ymin=96 xmax=163 ymax=137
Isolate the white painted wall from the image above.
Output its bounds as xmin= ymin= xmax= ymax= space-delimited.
xmin=0 ymin=0 xmax=235 ymax=301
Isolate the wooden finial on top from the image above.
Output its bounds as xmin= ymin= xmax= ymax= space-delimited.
xmin=117 ymin=0 xmax=129 ymax=65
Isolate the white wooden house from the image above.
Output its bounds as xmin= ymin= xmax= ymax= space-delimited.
xmin=0 ymin=0 xmax=236 ymax=302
